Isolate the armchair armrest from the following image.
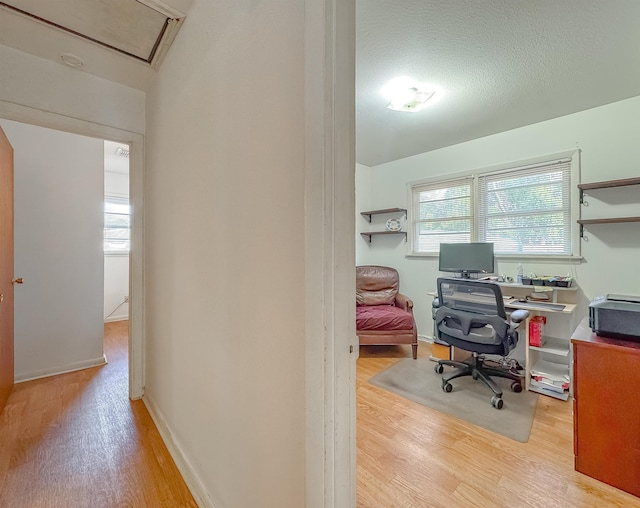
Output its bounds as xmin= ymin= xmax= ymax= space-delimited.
xmin=394 ymin=293 xmax=414 ymax=313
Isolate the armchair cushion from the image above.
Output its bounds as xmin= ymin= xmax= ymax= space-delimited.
xmin=356 ymin=265 xmax=398 ymax=306
xmin=356 ymin=304 xmax=415 ymax=331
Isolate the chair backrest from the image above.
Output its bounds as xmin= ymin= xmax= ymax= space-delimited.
xmin=435 ymin=277 xmax=513 ymax=352
xmin=356 ymin=266 xmax=399 ymax=306
xmin=436 ymin=277 xmax=507 ymax=319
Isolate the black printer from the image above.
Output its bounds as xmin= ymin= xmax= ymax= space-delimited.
xmin=589 ymin=294 xmax=640 ymax=340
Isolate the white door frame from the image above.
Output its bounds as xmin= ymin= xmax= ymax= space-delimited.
xmin=0 ymin=100 xmax=144 ymax=399
xmin=304 ymin=0 xmax=356 ymax=506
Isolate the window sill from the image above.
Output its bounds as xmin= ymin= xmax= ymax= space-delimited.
xmin=406 ymin=252 xmax=584 ymax=262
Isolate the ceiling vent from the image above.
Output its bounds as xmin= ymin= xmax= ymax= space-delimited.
xmin=115 ymin=147 xmax=130 ymax=158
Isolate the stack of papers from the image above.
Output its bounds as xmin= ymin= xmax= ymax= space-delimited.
xmin=530 ymin=359 xmax=570 ymax=395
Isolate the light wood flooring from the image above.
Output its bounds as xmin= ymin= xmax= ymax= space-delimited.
xmin=357 ymin=341 xmax=640 ymax=508
xmin=0 ymin=321 xmax=197 ymax=508
xmin=3 ymin=328 xmax=638 ymax=507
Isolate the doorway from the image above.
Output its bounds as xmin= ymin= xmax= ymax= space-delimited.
xmin=103 ymin=140 xmax=131 ymax=327
xmin=0 ymin=106 xmax=143 ymax=400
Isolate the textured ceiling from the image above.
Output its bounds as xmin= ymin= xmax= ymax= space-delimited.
xmin=1 ymin=1 xmax=638 ymax=162
xmin=356 ymin=0 xmax=640 ymax=167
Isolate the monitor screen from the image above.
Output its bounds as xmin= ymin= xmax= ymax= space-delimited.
xmin=439 ymin=242 xmax=495 ymax=277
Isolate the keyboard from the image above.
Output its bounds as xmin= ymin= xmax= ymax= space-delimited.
xmin=468 ymin=291 xmax=512 ymax=300
xmin=511 ymin=301 xmax=566 ymax=311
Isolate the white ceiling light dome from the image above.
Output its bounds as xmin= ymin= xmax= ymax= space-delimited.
xmin=381 ymin=77 xmax=443 ymax=112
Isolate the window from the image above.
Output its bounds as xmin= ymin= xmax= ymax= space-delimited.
xmin=104 ymin=196 xmax=130 ymax=253
xmin=409 ymin=153 xmax=577 ymax=257
xmin=411 ymin=177 xmax=474 ymax=253
xmin=478 ymin=160 xmax=572 ymax=255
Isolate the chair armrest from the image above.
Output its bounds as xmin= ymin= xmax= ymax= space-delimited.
xmin=510 ymin=309 xmax=529 ymax=325
xmin=395 ymin=293 xmax=414 ymax=313
xmin=431 ymin=298 xmax=440 ymax=319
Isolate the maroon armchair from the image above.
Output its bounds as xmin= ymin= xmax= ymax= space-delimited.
xmin=356 ymin=265 xmax=418 ymax=359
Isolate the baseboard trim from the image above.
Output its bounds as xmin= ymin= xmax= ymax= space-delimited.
xmin=418 ymin=334 xmax=434 ymax=343
xmin=105 ymin=314 xmax=129 ymax=323
xmin=143 ymin=393 xmax=219 ymax=508
xmin=15 ymin=355 xmax=107 ymax=383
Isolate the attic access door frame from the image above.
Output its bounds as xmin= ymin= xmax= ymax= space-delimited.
xmin=0 ymin=100 xmax=144 ymax=400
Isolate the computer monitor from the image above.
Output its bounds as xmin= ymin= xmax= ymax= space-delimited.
xmin=439 ymin=242 xmax=495 ymax=278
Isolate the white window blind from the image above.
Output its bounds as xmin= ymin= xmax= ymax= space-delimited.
xmin=478 ymin=158 xmax=572 ymax=255
xmin=104 ymin=197 xmax=130 ymax=253
xmin=411 ymin=177 xmax=473 ymax=253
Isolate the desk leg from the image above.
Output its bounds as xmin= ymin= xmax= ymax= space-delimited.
xmin=524 ymin=315 xmax=532 ymax=391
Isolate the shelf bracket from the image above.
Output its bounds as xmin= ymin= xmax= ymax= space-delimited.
xmin=579 ymin=188 xmax=585 ymax=204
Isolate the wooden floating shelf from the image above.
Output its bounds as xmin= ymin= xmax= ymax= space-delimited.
xmin=360 ymin=207 xmax=407 ymax=223
xmin=360 ymin=231 xmax=407 ymax=243
xmin=577 ymin=177 xmax=640 ymax=236
xmin=577 ymin=176 xmax=640 ymax=191
xmin=577 ymin=217 xmax=640 ymax=225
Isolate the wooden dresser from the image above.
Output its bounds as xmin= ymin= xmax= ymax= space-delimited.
xmin=571 ymin=317 xmax=640 ymax=498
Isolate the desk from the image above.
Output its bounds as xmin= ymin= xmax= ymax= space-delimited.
xmin=571 ymin=317 xmax=640 ymax=497
xmin=429 ymin=281 xmax=578 ymax=399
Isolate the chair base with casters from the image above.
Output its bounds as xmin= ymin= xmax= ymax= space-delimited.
xmin=434 ymin=353 xmax=523 ymax=409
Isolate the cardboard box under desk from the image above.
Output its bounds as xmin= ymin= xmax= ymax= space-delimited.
xmin=431 ymin=340 xmax=473 ymax=362
xmin=431 ymin=341 xmax=451 ymax=360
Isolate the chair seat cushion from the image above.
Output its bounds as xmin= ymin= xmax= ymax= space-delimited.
xmin=356 ymin=305 xmax=414 ymax=331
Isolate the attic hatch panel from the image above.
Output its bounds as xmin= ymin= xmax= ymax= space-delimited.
xmin=1 ymin=0 xmax=168 ymax=62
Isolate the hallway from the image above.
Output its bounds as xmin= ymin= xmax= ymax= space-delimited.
xmin=0 ymin=321 xmax=196 ymax=507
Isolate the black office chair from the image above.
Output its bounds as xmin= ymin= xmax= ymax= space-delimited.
xmin=432 ymin=277 xmax=529 ymax=409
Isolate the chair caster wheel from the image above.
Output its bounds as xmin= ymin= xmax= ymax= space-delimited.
xmin=434 ymin=364 xmax=444 ymax=374
xmin=442 ymin=382 xmax=453 ymax=393
xmin=491 ymin=396 xmax=504 ymax=409
xmin=511 ymin=381 xmax=523 ymax=393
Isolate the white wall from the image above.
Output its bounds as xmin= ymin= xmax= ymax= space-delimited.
xmin=143 ymin=1 xmax=307 ymax=506
xmin=0 ymin=45 xmax=144 ymax=134
xmin=0 ymin=119 xmax=105 ymax=381
xmin=357 ymin=96 xmax=640 ymax=338
xmin=104 ymin=168 xmax=130 ymax=322
xmin=1 ymin=13 xmax=355 ymax=503
xmin=355 ymin=162 xmax=372 ymax=266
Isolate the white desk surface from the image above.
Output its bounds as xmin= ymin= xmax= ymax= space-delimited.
xmin=428 ymin=291 xmax=576 ymax=315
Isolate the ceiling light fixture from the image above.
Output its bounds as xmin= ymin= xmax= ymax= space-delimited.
xmin=60 ymin=52 xmax=84 ymax=69
xmin=381 ymin=77 xmax=439 ymax=113
xmin=387 ymin=88 xmax=434 ymax=112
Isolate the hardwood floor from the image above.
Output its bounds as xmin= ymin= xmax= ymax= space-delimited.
xmin=4 ymin=328 xmax=637 ymax=507
xmin=0 ymin=321 xmax=197 ymax=508
xmin=357 ymin=342 xmax=640 ymax=508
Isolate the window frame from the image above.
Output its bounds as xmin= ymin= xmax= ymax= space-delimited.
xmin=104 ymin=194 xmax=131 ymax=256
xmin=406 ymin=149 xmax=581 ymax=260
xmin=409 ymin=176 xmax=475 ymax=254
